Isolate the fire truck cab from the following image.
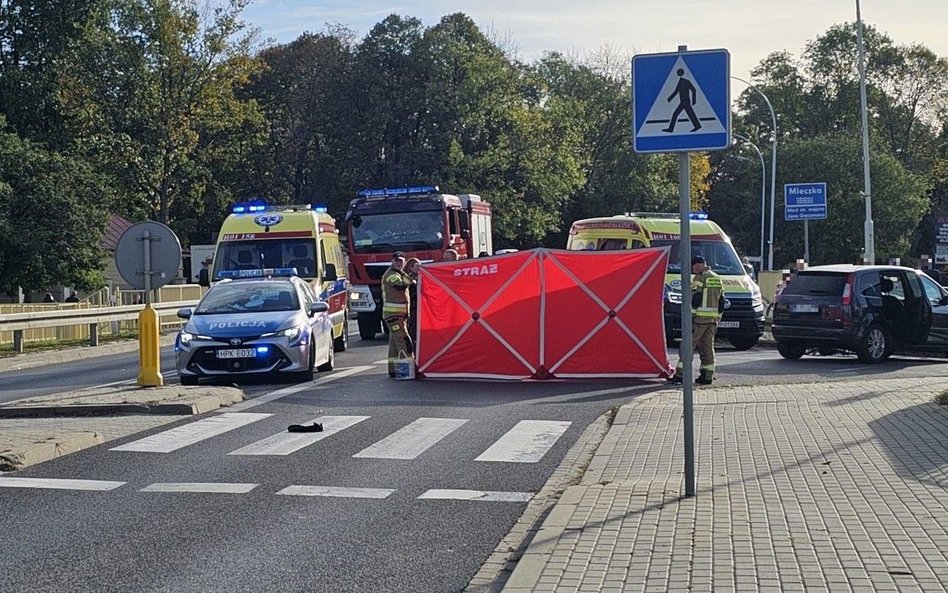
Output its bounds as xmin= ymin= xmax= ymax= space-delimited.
xmin=345 ymin=185 xmax=492 ymax=340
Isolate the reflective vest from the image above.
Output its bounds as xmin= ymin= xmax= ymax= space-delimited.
xmin=692 ymin=269 xmax=723 ymax=322
xmin=381 ymin=267 xmax=410 ymax=319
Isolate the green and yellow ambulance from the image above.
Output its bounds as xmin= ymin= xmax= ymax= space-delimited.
xmin=211 ymin=201 xmax=350 ymax=352
xmin=566 ymin=213 xmax=765 ymax=350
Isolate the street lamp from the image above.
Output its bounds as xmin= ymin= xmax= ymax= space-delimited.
xmin=732 ymin=76 xmax=777 ymax=270
xmin=733 ymin=133 xmax=767 ymax=271
xmin=856 ymin=0 xmax=874 ymax=263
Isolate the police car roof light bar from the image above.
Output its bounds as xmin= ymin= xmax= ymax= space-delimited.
xmin=357 ymin=185 xmax=439 ymax=198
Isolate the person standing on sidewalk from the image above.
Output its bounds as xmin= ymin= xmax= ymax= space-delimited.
xmin=668 ymin=255 xmax=724 ymax=385
xmin=382 ymin=251 xmax=412 ymax=377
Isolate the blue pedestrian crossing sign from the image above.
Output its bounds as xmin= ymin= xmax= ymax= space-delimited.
xmin=632 ymin=49 xmax=730 ymax=153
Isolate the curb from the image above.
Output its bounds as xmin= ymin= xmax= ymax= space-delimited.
xmin=0 ymin=392 xmax=243 ymax=418
xmin=501 ymin=387 xmax=681 ymax=592
xmin=0 ymin=389 xmax=244 ymax=471
xmin=0 ymin=431 xmax=103 ymax=472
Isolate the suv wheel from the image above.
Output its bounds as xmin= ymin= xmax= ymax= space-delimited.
xmin=856 ymin=324 xmax=891 ymax=363
xmin=776 ymin=341 xmax=806 ymax=360
xmin=729 ymin=336 xmax=759 ymax=351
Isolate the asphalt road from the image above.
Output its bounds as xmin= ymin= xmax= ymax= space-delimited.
xmin=0 ymin=336 xmax=645 ymax=593
xmin=3 ymin=337 xmax=948 ymax=592
xmin=4 ymin=335 xmax=948 ymax=404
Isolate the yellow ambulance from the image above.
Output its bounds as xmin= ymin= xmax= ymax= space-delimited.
xmin=566 ymin=212 xmax=764 ymax=350
xmin=211 ymin=202 xmax=350 ymax=352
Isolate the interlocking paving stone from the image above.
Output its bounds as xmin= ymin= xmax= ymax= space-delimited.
xmin=502 ymin=378 xmax=948 ymax=592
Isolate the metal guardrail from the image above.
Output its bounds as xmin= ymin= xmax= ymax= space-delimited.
xmin=0 ymin=300 xmax=198 ymax=354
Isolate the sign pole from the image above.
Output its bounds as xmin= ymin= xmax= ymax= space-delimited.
xmin=804 ymin=220 xmax=809 ymax=264
xmin=632 ymin=43 xmax=730 ymax=500
xmin=680 ymin=150 xmax=696 ymax=498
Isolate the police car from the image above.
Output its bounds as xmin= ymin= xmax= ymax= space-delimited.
xmin=175 ymin=268 xmax=334 ymax=384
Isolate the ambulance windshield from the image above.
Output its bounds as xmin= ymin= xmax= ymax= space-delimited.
xmin=349 ymin=211 xmax=445 ymax=253
xmin=652 ymin=240 xmax=745 ymax=275
xmin=213 ymin=239 xmax=318 ymax=280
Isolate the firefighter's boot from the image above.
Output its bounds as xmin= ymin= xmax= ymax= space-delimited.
xmin=695 ymin=370 xmax=714 ymax=385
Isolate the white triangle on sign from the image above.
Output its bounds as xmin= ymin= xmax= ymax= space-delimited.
xmin=638 ymin=57 xmax=726 ymax=138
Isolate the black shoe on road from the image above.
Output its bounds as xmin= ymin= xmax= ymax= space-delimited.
xmin=695 ymin=377 xmax=713 ymax=385
xmin=288 ymin=423 xmax=324 ymax=433
xmin=666 ymin=375 xmax=683 ymax=384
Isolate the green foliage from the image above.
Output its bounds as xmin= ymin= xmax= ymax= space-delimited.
xmin=728 ymin=22 xmax=947 ymax=265
xmin=0 ymin=120 xmax=109 ymax=295
xmin=3 ymin=6 xmax=947 ymax=295
xmin=710 ymin=135 xmax=927 ymax=266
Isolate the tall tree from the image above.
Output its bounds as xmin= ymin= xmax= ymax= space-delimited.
xmin=58 ymin=0 xmax=264 ymax=230
xmin=709 ymin=134 xmax=927 ymax=266
xmin=0 ymin=118 xmax=109 ymax=296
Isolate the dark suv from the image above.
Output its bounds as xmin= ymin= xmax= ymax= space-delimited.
xmin=771 ymin=264 xmax=948 ymax=363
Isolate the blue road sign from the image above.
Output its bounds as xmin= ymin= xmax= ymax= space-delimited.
xmin=785 ymin=182 xmax=827 ymax=221
xmin=632 ymin=49 xmax=730 ymax=153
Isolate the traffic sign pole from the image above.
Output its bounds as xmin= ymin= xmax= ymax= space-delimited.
xmin=634 ymin=44 xmax=731 ymax=499
xmin=679 ymin=149 xmax=696 ymax=498
xmin=804 ymin=220 xmax=810 ymax=263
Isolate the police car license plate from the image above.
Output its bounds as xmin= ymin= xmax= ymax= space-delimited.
xmin=217 ymin=348 xmax=256 ymax=359
xmin=718 ymin=321 xmax=740 ymax=328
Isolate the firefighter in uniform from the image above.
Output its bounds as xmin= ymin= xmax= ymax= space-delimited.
xmin=668 ymin=255 xmax=725 ymax=385
xmin=382 ymin=251 xmax=412 ymax=377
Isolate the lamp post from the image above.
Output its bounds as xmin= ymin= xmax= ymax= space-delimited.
xmin=856 ymin=0 xmax=874 ymax=264
xmin=733 ymin=76 xmax=777 ymax=270
xmin=734 ymin=133 xmax=767 ymax=270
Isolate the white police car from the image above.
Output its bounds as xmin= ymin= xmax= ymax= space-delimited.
xmin=175 ymin=268 xmax=334 ymax=384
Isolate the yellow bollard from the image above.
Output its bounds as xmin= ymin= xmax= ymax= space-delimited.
xmin=137 ymin=304 xmax=164 ymax=387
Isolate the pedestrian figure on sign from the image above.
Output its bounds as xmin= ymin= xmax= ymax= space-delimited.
xmin=662 ymin=68 xmax=701 ymax=133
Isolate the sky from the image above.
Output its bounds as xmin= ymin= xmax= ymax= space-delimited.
xmin=241 ymin=0 xmax=948 ymax=97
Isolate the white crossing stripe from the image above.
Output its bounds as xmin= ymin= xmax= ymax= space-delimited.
xmin=0 ymin=477 xmax=126 ymax=491
xmin=353 ymin=417 xmax=468 ymax=460
xmin=276 ymin=485 xmax=395 ymax=499
xmin=140 ymin=482 xmax=258 ymax=494
xmin=110 ymin=412 xmax=271 ymax=453
xmin=418 ymin=489 xmax=533 ymax=502
xmin=230 ymin=365 xmax=373 ymax=412
xmin=475 ymin=420 xmax=571 ymax=463
xmin=228 ymin=415 xmax=370 ymax=456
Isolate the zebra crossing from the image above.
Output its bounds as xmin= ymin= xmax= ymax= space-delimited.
xmin=1 ymin=411 xmax=574 ymax=502
xmin=106 ymin=412 xmax=571 ymax=463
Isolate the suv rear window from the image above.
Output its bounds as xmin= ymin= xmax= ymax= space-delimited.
xmin=782 ymin=272 xmax=847 ymax=296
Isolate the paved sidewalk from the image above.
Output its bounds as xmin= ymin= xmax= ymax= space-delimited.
xmin=503 ymin=378 xmax=948 ymax=593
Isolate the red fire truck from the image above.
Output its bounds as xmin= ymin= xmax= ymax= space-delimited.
xmin=344 ymin=185 xmax=492 ymax=340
